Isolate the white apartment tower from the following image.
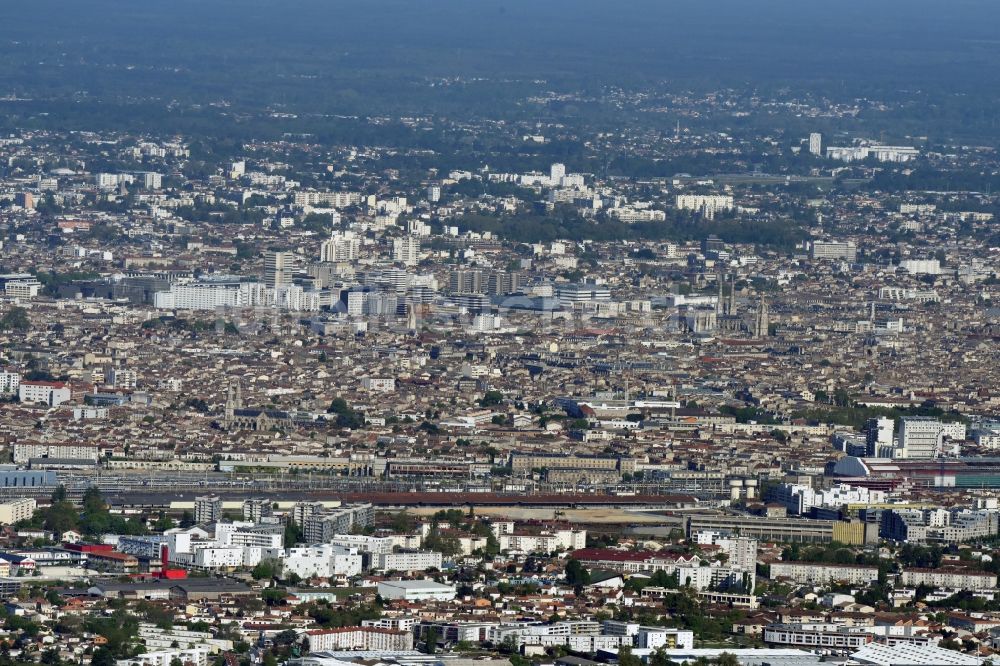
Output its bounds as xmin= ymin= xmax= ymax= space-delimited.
xmin=865 ymin=417 xmax=894 ymax=457
xmin=392 ymin=237 xmax=420 ymax=267
xmin=264 ymin=251 xmax=293 ymax=288
xmin=195 ymin=496 xmax=223 ymax=524
xmin=108 ymin=367 xmax=137 ymax=390
xmin=142 ymin=172 xmax=162 ymax=189
xmin=808 ymin=133 xmax=823 ymax=156
xmin=320 ymin=232 xmax=360 ymax=262
xmin=0 ymin=372 xmax=21 ymax=394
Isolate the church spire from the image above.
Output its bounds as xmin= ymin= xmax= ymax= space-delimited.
xmin=716 ymin=274 xmax=724 ymax=316
xmin=755 ymin=294 xmax=770 ymax=338
xmin=224 ymin=383 xmax=235 ymax=426
xmin=729 ymin=274 xmax=737 ymax=315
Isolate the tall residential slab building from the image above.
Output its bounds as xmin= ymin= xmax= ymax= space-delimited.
xmin=808 ymin=132 xmax=822 ymax=156
xmin=264 ymin=251 xmax=293 ymax=287
xmin=392 ymin=237 xmax=420 ymax=267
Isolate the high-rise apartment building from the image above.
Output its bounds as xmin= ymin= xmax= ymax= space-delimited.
xmin=488 ymin=270 xmax=521 ymax=296
xmin=320 ymin=232 xmax=360 ymax=262
xmin=15 ymin=192 xmax=33 ymax=210
xmin=808 ymin=133 xmax=823 ymax=156
xmin=299 ymin=503 xmax=374 ymax=543
xmin=264 ymin=251 xmax=293 ymax=287
xmin=448 ymin=269 xmax=521 ymax=296
xmin=195 ymin=496 xmax=222 ymax=524
xmin=675 ymin=195 xmax=734 ymax=220
xmin=865 ymin=417 xmax=894 ymax=456
xmin=242 ymin=498 xmax=273 ymax=522
xmin=448 ymin=269 xmax=485 ymax=294
xmin=142 ymin=172 xmax=162 ymax=189
xmin=392 ymin=237 xmax=420 ymax=267
xmin=108 ymin=367 xmax=137 ymax=390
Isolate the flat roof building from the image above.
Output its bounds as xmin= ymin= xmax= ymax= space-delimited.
xmin=376 ymin=579 xmax=456 ymax=601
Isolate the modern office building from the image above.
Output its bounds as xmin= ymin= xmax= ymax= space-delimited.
xmin=897 ymin=417 xmax=945 ymax=459
xmin=555 ymin=282 xmax=611 ymax=306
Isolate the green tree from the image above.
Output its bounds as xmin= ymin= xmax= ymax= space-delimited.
xmin=252 ymin=559 xmax=279 ymax=580
xmin=327 ymin=397 xmax=351 ymax=414
xmin=423 ymin=627 xmax=440 ymax=654
xmin=284 ymin=519 xmax=303 ymax=547
xmin=82 ymin=487 xmax=106 ymax=515
xmin=617 ymin=646 xmax=642 ymax=666
xmin=40 ymin=649 xmax=62 ymax=666
xmin=390 ymin=511 xmax=415 ymax=533
xmin=483 ymin=531 xmax=501 ymax=556
xmin=564 ymin=558 xmax=590 ymax=585
xmin=274 ymin=629 xmax=299 ymax=646
xmin=649 ymin=648 xmax=678 ymax=666
xmin=262 ymin=588 xmax=287 ymax=606
xmin=424 ymin=526 xmax=461 ymax=557
xmin=153 ymin=512 xmax=175 ymax=532
xmin=43 ymin=500 xmax=79 ymax=534
xmin=0 ymin=306 xmax=30 ymax=331
xmin=91 ymin=648 xmax=116 ymax=666
xmin=715 ymin=653 xmax=740 ymax=666
xmin=85 ymin=609 xmax=139 ymax=658
xmin=327 ymin=397 xmax=364 ymax=429
xmin=499 ymin=635 xmax=518 ymax=655
xmin=479 ymin=391 xmax=504 ymax=407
